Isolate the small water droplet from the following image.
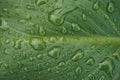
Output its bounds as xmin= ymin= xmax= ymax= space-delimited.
xmin=61 ymin=27 xmax=67 ymax=34
xmin=99 ymin=57 xmax=115 ymax=77
xmin=88 ymin=74 xmax=95 ymax=80
xmin=24 ymin=67 xmax=28 ymax=72
xmin=113 ymin=48 xmax=120 ymax=60
xmin=72 ymin=23 xmax=81 ymax=31
xmin=22 ymin=52 xmax=27 ymax=59
xmin=36 ymin=54 xmax=43 ymax=59
xmin=13 ymin=40 xmax=22 ymax=50
xmin=82 ymin=14 xmax=87 ymax=21
xmin=88 ymin=11 xmax=92 ymax=15
xmin=35 ymin=0 xmax=48 ymax=6
xmin=18 ymin=19 xmax=26 ymax=24
xmin=26 ymin=4 xmax=35 ymax=10
xmin=39 ymin=27 xmax=46 ymax=36
xmin=93 ymin=1 xmax=99 ymax=11
xmin=104 ymin=14 xmax=110 ymax=20
xmin=47 ymin=68 xmax=52 ymax=72
xmin=48 ymin=47 xmax=61 ymax=59
xmin=17 ymin=61 xmax=23 ymax=69
xmin=86 ymin=57 xmax=95 ymax=65
xmin=29 ymin=57 xmax=35 ymax=61
xmin=4 ymin=64 xmax=9 ymax=69
xmin=5 ymin=39 xmax=11 ymax=44
xmin=29 ymin=39 xmax=46 ymax=51
xmin=99 ymin=76 xmax=105 ymax=80
xmin=72 ymin=49 xmax=84 ymax=61
xmin=75 ymin=66 xmax=82 ymax=75
xmin=2 ymin=8 xmax=9 ymax=13
xmin=58 ymin=61 xmax=65 ymax=67
xmin=107 ymin=2 xmax=114 ymax=13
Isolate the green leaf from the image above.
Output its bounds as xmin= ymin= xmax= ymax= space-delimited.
xmin=0 ymin=0 xmax=120 ymax=80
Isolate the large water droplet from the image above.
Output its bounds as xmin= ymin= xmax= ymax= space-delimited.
xmin=99 ymin=57 xmax=115 ymax=77
xmin=72 ymin=23 xmax=81 ymax=31
xmin=107 ymin=2 xmax=114 ymax=13
xmin=29 ymin=39 xmax=46 ymax=51
xmin=93 ymin=1 xmax=99 ymax=11
xmin=48 ymin=8 xmax=64 ymax=26
xmin=72 ymin=49 xmax=84 ymax=61
xmin=75 ymin=66 xmax=82 ymax=75
xmin=39 ymin=27 xmax=46 ymax=36
xmin=58 ymin=61 xmax=65 ymax=67
xmin=48 ymin=47 xmax=61 ymax=59
xmin=86 ymin=57 xmax=95 ymax=65
xmin=35 ymin=0 xmax=48 ymax=6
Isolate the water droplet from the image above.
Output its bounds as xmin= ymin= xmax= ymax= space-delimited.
xmin=75 ymin=66 xmax=82 ymax=75
xmin=25 ymin=14 xmax=32 ymax=20
xmin=58 ymin=61 xmax=65 ymax=67
xmin=35 ymin=0 xmax=48 ymax=6
xmin=107 ymin=2 xmax=114 ymax=13
xmin=61 ymin=27 xmax=67 ymax=34
xmin=29 ymin=57 xmax=35 ymax=61
xmin=86 ymin=57 xmax=95 ymax=65
xmin=22 ymin=52 xmax=27 ymax=59
xmin=10 ymin=70 xmax=14 ymax=74
xmin=39 ymin=27 xmax=46 ymax=36
xmin=99 ymin=57 xmax=115 ymax=77
xmin=48 ymin=47 xmax=61 ymax=59
xmin=2 ymin=8 xmax=9 ymax=13
xmin=104 ymin=14 xmax=110 ymax=20
xmin=113 ymin=48 xmax=120 ymax=60
xmin=29 ymin=39 xmax=46 ymax=51
xmin=47 ymin=68 xmax=52 ymax=72
xmin=18 ymin=19 xmax=26 ymax=24
xmin=93 ymin=1 xmax=99 ymax=11
xmin=24 ymin=67 xmax=28 ymax=72
xmin=17 ymin=61 xmax=23 ymax=69
xmin=36 ymin=54 xmax=43 ymax=59
xmin=0 ymin=18 xmax=9 ymax=30
xmin=48 ymin=8 xmax=64 ymax=26
xmin=72 ymin=49 xmax=84 ymax=61
xmin=72 ymin=23 xmax=81 ymax=31
xmin=4 ymin=64 xmax=9 ymax=69
xmin=13 ymin=40 xmax=22 ymax=50
xmin=26 ymin=4 xmax=35 ymax=10
xmin=5 ymin=39 xmax=11 ymax=44
xmin=88 ymin=11 xmax=92 ymax=15
xmin=88 ymin=74 xmax=95 ymax=80
xmin=82 ymin=14 xmax=87 ymax=21
xmin=99 ymin=76 xmax=105 ymax=80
